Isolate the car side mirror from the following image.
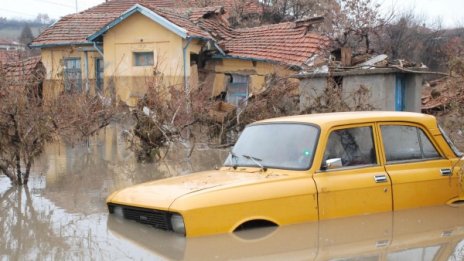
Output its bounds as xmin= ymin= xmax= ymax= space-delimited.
xmin=321 ymin=158 xmax=343 ymax=171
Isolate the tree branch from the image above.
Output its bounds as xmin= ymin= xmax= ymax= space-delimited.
xmin=0 ymin=161 xmax=16 ymax=183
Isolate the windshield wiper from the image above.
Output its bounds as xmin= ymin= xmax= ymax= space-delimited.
xmin=242 ymin=154 xmax=267 ymax=172
xmin=229 ymin=151 xmax=239 ymax=169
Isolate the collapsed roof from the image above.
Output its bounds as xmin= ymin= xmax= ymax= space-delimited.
xmin=1 ymin=56 xmax=45 ymax=88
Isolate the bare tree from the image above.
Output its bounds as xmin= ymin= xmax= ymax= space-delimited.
xmin=0 ymin=86 xmax=53 ymax=185
xmin=0 ymin=62 xmax=117 ymax=186
xmin=375 ymin=10 xmax=447 ymax=69
xmin=260 ymin=0 xmax=334 ymax=23
xmin=329 ymin=0 xmax=389 ymax=53
xmin=50 ymin=93 xmax=116 ymax=143
xmin=34 ymin=13 xmax=51 ymax=25
xmin=126 ymin=71 xmax=216 ymax=161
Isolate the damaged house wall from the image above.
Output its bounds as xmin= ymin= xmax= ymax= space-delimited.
xmin=299 ymin=68 xmax=424 ymax=112
xmin=204 ymin=58 xmax=296 ymax=102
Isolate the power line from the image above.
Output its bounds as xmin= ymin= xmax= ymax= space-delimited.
xmin=0 ymin=8 xmax=37 ymax=18
xmin=32 ymin=0 xmax=74 ymax=9
xmin=1 ymin=0 xmax=103 ymax=19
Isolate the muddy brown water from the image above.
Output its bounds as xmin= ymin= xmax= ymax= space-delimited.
xmin=1 ymin=125 xmax=464 ymax=260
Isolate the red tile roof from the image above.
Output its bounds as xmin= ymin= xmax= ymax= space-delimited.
xmin=31 ymin=0 xmax=329 ymax=68
xmin=181 ymin=6 xmax=225 ymax=22
xmin=32 ymin=13 xmax=120 ymax=46
xmin=0 ymin=50 xmax=21 ymax=64
xmin=32 ymin=1 xmax=227 ymax=46
xmin=197 ymin=13 xmax=235 ymax=41
xmin=31 ymin=0 xmax=260 ymax=46
xmin=32 ymin=0 xmax=168 ymax=46
xmin=149 ymin=6 xmax=218 ymax=39
xmin=197 ymin=16 xmax=330 ymax=67
xmin=224 ymin=21 xmax=330 ymax=67
xmin=1 ymin=56 xmax=45 ymax=87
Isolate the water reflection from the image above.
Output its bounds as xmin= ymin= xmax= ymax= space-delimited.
xmin=0 ymin=184 xmax=68 ymax=260
xmin=38 ymin=125 xmax=229 ymax=215
xmin=108 ymin=206 xmax=464 ymax=260
xmin=0 ymin=124 xmax=464 ymax=260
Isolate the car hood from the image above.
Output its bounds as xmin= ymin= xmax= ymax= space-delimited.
xmin=107 ymin=169 xmax=275 ymax=210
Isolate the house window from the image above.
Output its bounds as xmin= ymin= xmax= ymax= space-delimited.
xmin=95 ymin=58 xmax=104 ymax=93
xmin=63 ymin=58 xmax=82 ymax=92
xmin=134 ymin=52 xmax=154 ymax=66
xmin=226 ymin=74 xmax=249 ymax=107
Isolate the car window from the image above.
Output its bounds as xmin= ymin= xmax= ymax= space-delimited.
xmin=439 ymin=125 xmax=463 ymax=157
xmin=323 ymin=126 xmax=376 ymax=169
xmin=381 ymin=125 xmax=440 ymax=163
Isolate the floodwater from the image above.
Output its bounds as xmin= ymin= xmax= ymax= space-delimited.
xmin=1 ymin=125 xmax=464 ymax=260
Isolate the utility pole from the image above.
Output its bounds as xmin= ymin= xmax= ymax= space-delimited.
xmin=75 ymin=0 xmax=78 ymax=13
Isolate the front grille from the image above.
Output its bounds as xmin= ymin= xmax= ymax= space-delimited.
xmin=108 ymin=204 xmax=172 ymax=231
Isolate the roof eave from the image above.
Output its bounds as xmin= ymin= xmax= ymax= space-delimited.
xmin=212 ymin=54 xmax=302 ymax=70
xmin=295 ymin=67 xmax=432 ymax=79
xmin=188 ymin=35 xmax=214 ymax=42
xmin=87 ymin=4 xmax=188 ymax=42
xmin=29 ymin=42 xmax=93 ymax=49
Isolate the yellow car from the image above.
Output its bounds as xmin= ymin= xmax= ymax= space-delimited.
xmin=107 ymin=111 xmax=464 ymax=237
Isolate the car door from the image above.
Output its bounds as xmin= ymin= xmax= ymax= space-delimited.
xmin=379 ymin=123 xmax=459 ymax=210
xmin=314 ymin=124 xmax=393 ymax=220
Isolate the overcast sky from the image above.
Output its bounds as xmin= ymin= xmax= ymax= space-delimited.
xmin=376 ymin=0 xmax=464 ymax=27
xmin=0 ymin=0 xmax=463 ymax=28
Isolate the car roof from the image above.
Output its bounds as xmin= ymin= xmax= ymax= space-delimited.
xmin=256 ymin=111 xmax=438 ymax=129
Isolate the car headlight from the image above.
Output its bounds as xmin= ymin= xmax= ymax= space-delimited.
xmin=113 ymin=206 xmax=124 ymax=218
xmin=170 ymin=214 xmax=185 ymax=235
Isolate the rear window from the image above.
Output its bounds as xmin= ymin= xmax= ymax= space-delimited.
xmin=381 ymin=125 xmax=441 ymax=163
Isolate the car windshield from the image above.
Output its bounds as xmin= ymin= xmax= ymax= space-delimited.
xmin=224 ymin=123 xmax=319 ymax=170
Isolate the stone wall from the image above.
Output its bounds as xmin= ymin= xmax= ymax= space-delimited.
xmin=299 ymin=70 xmax=423 ymax=113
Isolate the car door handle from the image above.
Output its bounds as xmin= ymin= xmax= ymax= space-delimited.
xmin=441 ymin=168 xmax=452 ymax=176
xmin=374 ymin=175 xmax=388 ymax=183
xmin=376 ymin=239 xmax=389 ymax=248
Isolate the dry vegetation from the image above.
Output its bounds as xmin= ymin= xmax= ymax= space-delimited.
xmin=123 ymin=73 xmax=216 ymax=161
xmin=0 ymin=65 xmax=117 ymax=185
xmin=427 ymin=37 xmax=464 ymax=150
xmin=125 ymin=74 xmax=300 ymax=161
